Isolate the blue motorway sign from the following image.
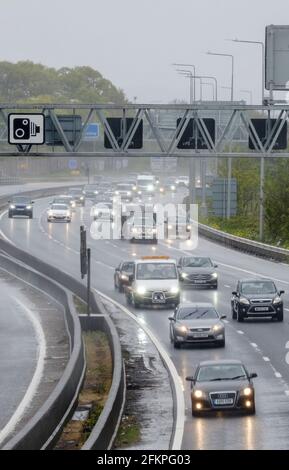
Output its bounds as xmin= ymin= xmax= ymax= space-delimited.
xmin=85 ymin=123 xmax=100 ymax=139
xmin=68 ymin=159 xmax=78 ymax=170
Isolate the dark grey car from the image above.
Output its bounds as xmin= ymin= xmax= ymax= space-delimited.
xmin=178 ymin=256 xmax=218 ymax=288
xmin=169 ymin=302 xmax=226 ymax=348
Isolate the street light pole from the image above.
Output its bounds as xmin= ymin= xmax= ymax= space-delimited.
xmin=207 ymin=51 xmax=234 ymax=101
xmin=173 ymin=63 xmax=196 ymax=101
xmin=228 ymin=38 xmax=265 ymax=240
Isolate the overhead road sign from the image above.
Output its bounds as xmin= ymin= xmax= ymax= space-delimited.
xmin=176 ymin=118 xmax=215 ymax=149
xmin=248 ymin=118 xmax=287 ymax=150
xmin=104 ymin=117 xmax=143 ymax=149
xmin=8 ymin=113 xmax=45 ymax=145
xmin=265 ymin=25 xmax=289 ymax=90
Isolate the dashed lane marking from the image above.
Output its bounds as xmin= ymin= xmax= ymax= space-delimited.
xmin=237 ymin=330 xmax=244 ymax=335
xmin=263 ymin=356 xmax=270 ymax=362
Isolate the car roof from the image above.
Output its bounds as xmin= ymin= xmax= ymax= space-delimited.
xmin=178 ymin=302 xmax=214 ymax=308
xmin=135 ymin=258 xmax=176 ymax=264
xmin=198 ymin=359 xmax=243 ymax=367
xmin=239 ymin=278 xmax=274 ymax=283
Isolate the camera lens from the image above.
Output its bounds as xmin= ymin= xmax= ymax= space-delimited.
xmin=15 ymin=128 xmax=25 ymax=138
xmin=22 ymin=119 xmax=28 ymax=125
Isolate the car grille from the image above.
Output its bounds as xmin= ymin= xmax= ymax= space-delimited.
xmin=248 ymin=298 xmax=274 ymax=313
xmin=209 ymin=391 xmax=236 ymax=407
xmin=188 ymin=274 xmax=212 ymax=280
xmin=189 ymin=327 xmax=211 ymax=332
xmin=250 ymin=299 xmax=272 ymax=304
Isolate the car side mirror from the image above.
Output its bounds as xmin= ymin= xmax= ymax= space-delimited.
xmin=220 ymin=314 xmax=226 ymax=319
xmin=168 ymin=316 xmax=175 ymax=321
xmin=280 ymin=290 xmax=285 ymax=295
xmin=185 ymin=376 xmax=195 ymax=382
xmin=115 ymin=268 xmax=120 ymax=272
xmin=232 ymin=291 xmax=237 ymax=296
xmin=249 ymin=372 xmax=258 ymax=379
xmin=214 ymin=264 xmax=218 ymax=268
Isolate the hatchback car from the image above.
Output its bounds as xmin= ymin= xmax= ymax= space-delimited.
xmin=231 ymin=278 xmax=284 ymax=322
xmin=177 ymin=256 xmax=218 ymax=288
xmin=186 ymin=359 xmax=257 ymax=416
xmin=169 ymin=302 xmax=226 ymax=348
xmin=114 ymin=261 xmax=135 ymax=292
xmin=8 ymin=196 xmax=34 ymax=218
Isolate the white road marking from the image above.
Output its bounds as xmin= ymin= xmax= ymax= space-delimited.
xmin=275 ymin=372 xmax=282 ymax=378
xmin=285 ymin=390 xmax=289 ymax=396
xmin=223 ymin=319 xmax=229 ymax=324
xmin=250 ymin=342 xmax=258 ymax=348
xmin=224 ymin=285 xmax=231 ymax=288
xmin=93 ymin=287 xmax=185 ymax=451
xmin=0 ymin=298 xmax=46 ymax=445
xmin=285 ymin=308 xmax=289 ymax=312
xmin=285 ymin=341 xmax=289 ymax=349
xmin=263 ymin=356 xmax=270 ymax=362
xmin=237 ymin=330 xmax=244 ymax=335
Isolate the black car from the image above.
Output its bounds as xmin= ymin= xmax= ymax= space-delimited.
xmin=186 ymin=359 xmax=257 ymax=416
xmin=68 ymin=187 xmax=85 ymax=206
xmin=231 ymin=278 xmax=284 ymax=322
xmin=114 ymin=261 xmax=135 ymax=292
xmin=8 ymin=196 xmax=34 ymax=218
xmin=177 ymin=256 xmax=218 ymax=288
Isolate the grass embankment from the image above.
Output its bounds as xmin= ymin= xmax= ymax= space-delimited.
xmin=200 ymin=215 xmax=259 ymax=241
xmin=55 ymin=297 xmax=112 ymax=450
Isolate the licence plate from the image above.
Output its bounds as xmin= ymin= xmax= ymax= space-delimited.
xmin=255 ymin=307 xmax=269 ymax=311
xmin=192 ymin=332 xmax=208 ymax=338
xmin=152 ymin=293 xmax=165 ymax=303
xmin=17 ymin=208 xmax=25 ymax=211
xmin=194 ymin=280 xmax=206 ymax=284
xmin=213 ymin=399 xmax=233 ymax=405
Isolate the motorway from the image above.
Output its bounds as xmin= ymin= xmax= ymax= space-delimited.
xmin=2 ymin=190 xmax=289 ymax=449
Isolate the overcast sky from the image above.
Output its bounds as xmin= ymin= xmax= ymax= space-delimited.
xmin=1 ymin=0 xmax=289 ymax=104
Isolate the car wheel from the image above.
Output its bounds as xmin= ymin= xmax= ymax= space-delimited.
xmin=126 ymin=294 xmax=131 ymax=305
xmin=118 ymin=284 xmax=124 ymax=293
xmin=8 ymin=212 xmax=13 ymax=218
xmin=29 ymin=214 xmax=33 ymax=219
xmin=277 ymin=311 xmax=284 ymax=322
xmin=232 ymin=305 xmax=237 ymax=320
xmin=192 ymin=409 xmax=202 ymax=417
xmin=132 ymin=295 xmax=140 ymax=309
xmin=47 ymin=219 xmax=51 ymax=223
xmin=114 ymin=277 xmax=118 ymax=290
xmin=212 ymin=283 xmax=218 ymax=290
xmin=237 ymin=307 xmax=244 ymax=322
xmin=247 ymin=403 xmax=256 ymax=415
xmin=173 ymin=340 xmax=181 ymax=349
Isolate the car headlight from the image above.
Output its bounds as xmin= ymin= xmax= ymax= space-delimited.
xmin=181 ymin=272 xmax=188 ymax=279
xmin=147 ymin=184 xmax=154 ymax=191
xmin=127 ymin=191 xmax=131 ymax=196
xmin=187 ymin=224 xmax=191 ymax=230
xmin=170 ymin=286 xmax=179 ymax=294
xmin=273 ymin=296 xmax=282 ymax=304
xmin=211 ymin=272 xmax=218 ymax=279
xmin=239 ymin=297 xmax=250 ymax=305
xmin=176 ymin=324 xmax=187 ymax=333
xmin=94 ymin=190 xmax=98 ymax=194
xmin=10 ymin=204 xmax=15 ymax=209
xmin=160 ymin=187 xmax=164 ymax=192
xmin=132 ymin=227 xmax=138 ymax=234
xmin=168 ymin=224 xmax=173 ymax=230
xmin=115 ymin=191 xmax=119 ymax=195
xmin=71 ymin=202 xmax=76 ymax=207
xmin=26 ymin=205 xmax=32 ymax=209
xmin=133 ymin=186 xmax=137 ymax=191
xmin=136 ymin=286 xmax=146 ymax=295
xmin=80 ymin=196 xmax=84 ymax=200
xmin=194 ymin=390 xmax=203 ymax=398
xmin=171 ymin=185 xmax=176 ymax=190
xmin=138 ymin=191 xmax=142 ymax=195
xmin=48 ymin=210 xmax=53 ymax=216
xmin=66 ymin=212 xmax=70 ymax=216
xmin=242 ymin=387 xmax=252 ymax=396
xmin=212 ymin=324 xmax=222 ymax=332
xmin=121 ymin=274 xmax=128 ymax=281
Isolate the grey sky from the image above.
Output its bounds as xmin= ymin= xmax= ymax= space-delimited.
xmin=1 ymin=0 xmax=289 ymax=103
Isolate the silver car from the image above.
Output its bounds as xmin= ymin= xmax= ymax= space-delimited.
xmin=169 ymin=302 xmax=226 ymax=348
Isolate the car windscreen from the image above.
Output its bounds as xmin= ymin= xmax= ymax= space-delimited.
xmin=121 ymin=262 xmax=134 ymax=273
xmin=197 ymin=364 xmax=247 ymax=382
xmin=182 ymin=257 xmax=212 ymax=268
xmin=136 ymin=263 xmax=177 ymax=280
xmin=69 ymin=189 xmax=82 ymax=195
xmin=117 ymin=184 xmax=132 ymax=190
xmin=137 ymin=179 xmax=154 ymax=185
xmin=12 ymin=197 xmax=30 ymax=203
xmin=84 ymin=185 xmax=98 ymax=190
xmin=177 ymin=307 xmax=218 ymax=320
xmin=51 ymin=204 xmax=68 ymax=210
xmin=240 ymin=281 xmax=277 ymax=295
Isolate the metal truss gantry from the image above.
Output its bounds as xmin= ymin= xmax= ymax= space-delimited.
xmin=0 ymin=102 xmax=289 ymax=158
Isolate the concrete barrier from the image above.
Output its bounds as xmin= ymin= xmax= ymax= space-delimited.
xmin=198 ymin=222 xmax=289 ymax=263
xmin=0 ymin=238 xmax=125 ymax=450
